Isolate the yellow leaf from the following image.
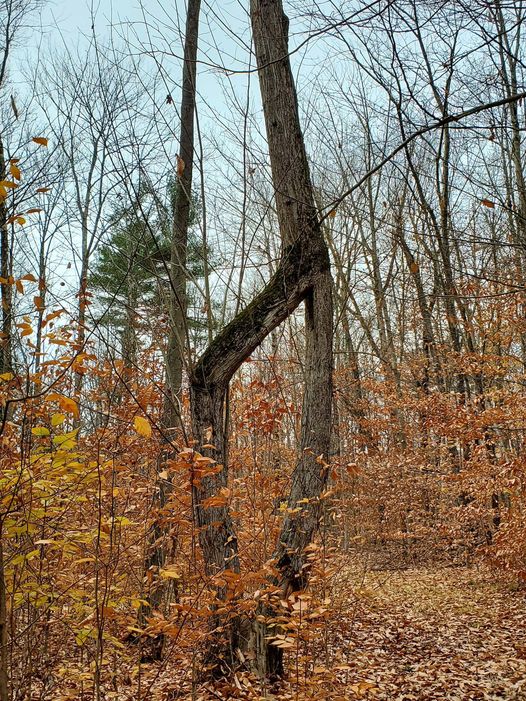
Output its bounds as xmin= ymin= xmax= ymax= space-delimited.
xmin=159 ymin=566 xmax=181 ymax=580
xmin=0 ymin=372 xmax=14 ymax=381
xmin=32 ymin=137 xmax=48 ymax=147
xmin=53 ymin=429 xmax=79 ymax=448
xmin=32 ymin=426 xmax=50 ymax=436
xmin=0 ymin=180 xmax=17 ymax=189
xmin=51 ymin=413 xmax=66 ymax=427
xmin=133 ymin=416 xmax=152 ymax=438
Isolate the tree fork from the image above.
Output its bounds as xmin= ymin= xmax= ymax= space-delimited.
xmin=189 ymin=0 xmax=333 ymax=677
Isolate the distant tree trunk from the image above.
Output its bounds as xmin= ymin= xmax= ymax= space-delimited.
xmin=0 ymin=527 xmax=7 ymax=701
xmin=139 ymin=0 xmax=202 ymax=661
xmin=0 ymin=135 xmax=12 ymax=376
xmin=394 ymin=203 xmax=443 ymax=391
xmin=74 ymin=252 xmax=88 ymax=396
xmin=189 ymin=0 xmax=333 ymax=677
xmin=163 ymin=0 xmax=201 ymax=431
xmin=121 ymin=229 xmax=139 ymax=371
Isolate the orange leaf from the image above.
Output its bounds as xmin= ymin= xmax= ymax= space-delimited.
xmin=32 ymin=137 xmax=48 ymax=147
xmin=46 ymin=393 xmax=79 ymax=419
xmin=9 ymin=163 xmax=21 ymax=180
xmin=34 ymin=296 xmax=45 ymax=311
xmin=177 ymin=156 xmax=185 ymax=177
xmin=481 ymin=199 xmax=495 ymax=208
xmin=43 ymin=310 xmax=63 ymax=326
xmin=7 ymin=214 xmax=26 ymax=226
xmin=15 ymin=279 xmax=24 ymax=294
xmin=60 ymin=396 xmax=79 ymax=419
xmin=36 ymin=187 xmax=51 ymax=193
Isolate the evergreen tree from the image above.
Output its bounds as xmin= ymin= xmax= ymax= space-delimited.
xmin=91 ymin=178 xmax=209 ymax=365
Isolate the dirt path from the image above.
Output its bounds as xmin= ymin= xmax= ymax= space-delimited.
xmin=130 ymin=561 xmax=526 ymax=700
xmin=326 ymin=562 xmax=526 ymax=700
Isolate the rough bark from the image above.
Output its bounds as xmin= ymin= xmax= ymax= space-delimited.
xmin=252 ymin=270 xmax=333 ymax=679
xmin=188 ymin=0 xmax=333 ymax=677
xmin=0 ymin=534 xmax=7 ymax=701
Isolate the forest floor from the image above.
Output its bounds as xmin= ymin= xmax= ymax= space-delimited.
xmin=165 ymin=559 xmax=526 ymax=701
xmin=55 ymin=558 xmax=526 ymax=701
xmin=315 ymin=559 xmax=526 ymax=701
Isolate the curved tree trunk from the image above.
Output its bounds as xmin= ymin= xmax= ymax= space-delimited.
xmin=188 ymin=0 xmax=333 ymax=677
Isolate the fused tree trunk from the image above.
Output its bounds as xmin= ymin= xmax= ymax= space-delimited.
xmin=188 ymin=0 xmax=333 ymax=677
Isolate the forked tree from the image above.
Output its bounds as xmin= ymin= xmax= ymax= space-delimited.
xmin=188 ymin=0 xmax=333 ymax=678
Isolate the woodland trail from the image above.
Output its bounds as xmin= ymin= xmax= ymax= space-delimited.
xmin=162 ymin=561 xmax=526 ymax=701
xmin=322 ymin=560 xmax=526 ymax=701
xmin=85 ymin=559 xmax=526 ymax=701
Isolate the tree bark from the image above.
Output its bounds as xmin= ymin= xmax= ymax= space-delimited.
xmin=139 ymin=0 xmax=202 ymax=662
xmin=0 ymin=135 xmax=12 ymax=376
xmin=0 ymin=532 xmax=7 ymax=701
xmin=163 ymin=0 xmax=201 ymax=431
xmin=188 ymin=0 xmax=333 ymax=677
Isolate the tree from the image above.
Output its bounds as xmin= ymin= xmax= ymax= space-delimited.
xmin=163 ymin=0 xmax=201 ymax=432
xmin=0 ymin=4 xmax=44 ymax=700
xmin=187 ymin=0 xmax=333 ymax=677
xmin=90 ymin=178 xmax=205 ymax=368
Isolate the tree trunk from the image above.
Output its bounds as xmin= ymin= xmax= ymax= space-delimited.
xmin=163 ymin=0 xmax=201 ymax=431
xmin=139 ymin=0 xmax=202 ymax=663
xmin=0 ymin=532 xmax=8 ymax=701
xmin=0 ymin=135 xmax=12 ymax=376
xmin=253 ymin=271 xmax=333 ymax=679
xmin=188 ymin=0 xmax=333 ymax=677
